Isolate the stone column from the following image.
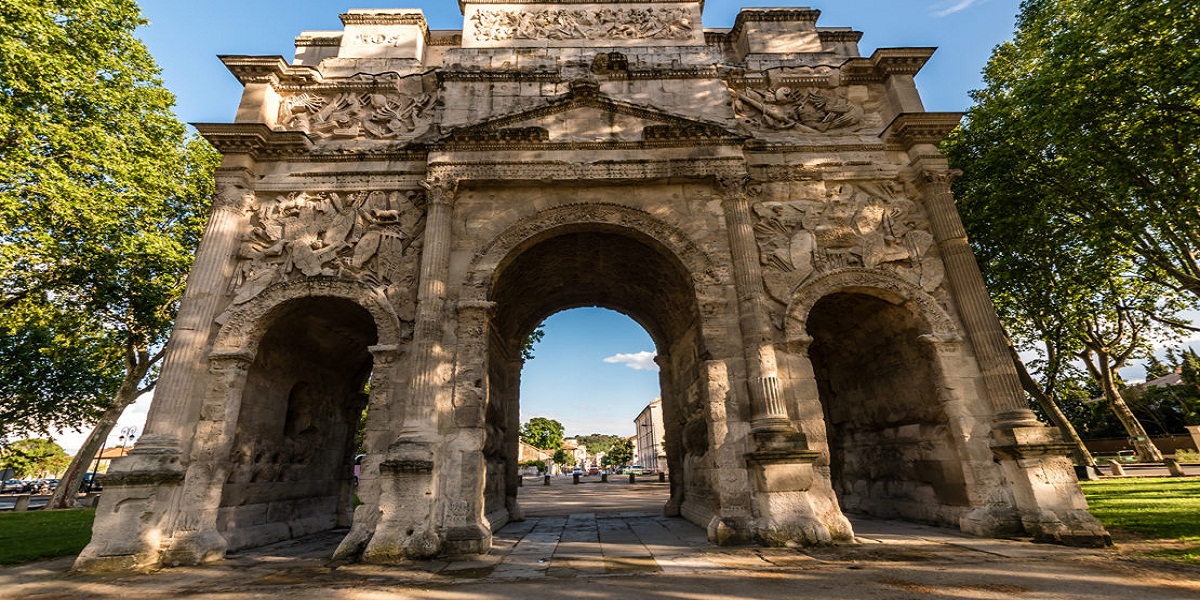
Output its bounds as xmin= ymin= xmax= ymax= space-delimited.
xmin=915 ymin=170 xmax=1039 ymax=429
xmin=914 ymin=163 xmax=1109 ymax=547
xmin=74 ymin=165 xmax=254 ymax=573
xmin=715 ymin=176 xmax=792 ymax=437
xmin=403 ymin=176 xmax=459 ymax=439
xmin=364 ymin=177 xmax=457 ymax=562
xmin=139 ymin=164 xmax=255 ymax=456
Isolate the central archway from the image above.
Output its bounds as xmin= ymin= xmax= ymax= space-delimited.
xmin=475 ymin=212 xmax=727 ymax=532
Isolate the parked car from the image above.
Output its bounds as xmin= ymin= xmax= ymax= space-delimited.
xmin=588 ymin=467 xmax=599 ymax=475
xmin=36 ymin=478 xmax=60 ymax=493
xmin=82 ymin=472 xmax=103 ymax=492
xmin=1 ymin=479 xmax=27 ymax=494
xmin=572 ymin=467 xmax=583 ymax=476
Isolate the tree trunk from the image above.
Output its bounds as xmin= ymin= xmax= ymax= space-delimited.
xmin=1008 ymin=347 xmax=1095 ymax=466
xmin=1098 ymin=370 xmax=1164 ymax=462
xmin=48 ymin=387 xmax=140 ymax=509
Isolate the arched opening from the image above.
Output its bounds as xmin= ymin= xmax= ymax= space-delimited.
xmin=218 ymin=296 xmax=377 ymax=551
xmin=806 ymin=292 xmax=971 ymax=527
xmin=483 ymin=227 xmax=709 ymax=523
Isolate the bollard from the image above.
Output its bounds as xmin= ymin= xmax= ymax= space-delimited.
xmin=1164 ymin=457 xmax=1186 ymax=477
xmin=573 ymin=473 xmax=580 ymax=485
xmin=544 ymin=474 xmax=551 ymax=486
xmin=659 ymin=472 xmax=666 ymax=483
xmin=601 ymin=473 xmax=608 ymax=483
xmin=629 ymin=473 xmax=636 ymax=484
xmin=13 ymin=494 xmax=31 ymax=512
xmin=1107 ymin=459 xmax=1125 ymax=476
xmin=518 ymin=476 xmax=524 ymax=487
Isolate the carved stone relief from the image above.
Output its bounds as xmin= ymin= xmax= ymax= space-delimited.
xmin=732 ymin=87 xmax=871 ymax=133
xmin=753 ymin=181 xmax=944 ymax=306
xmin=470 ymin=7 xmax=693 ymax=42
xmin=277 ymin=86 xmax=439 ymax=143
xmin=230 ymin=190 xmax=425 ymax=319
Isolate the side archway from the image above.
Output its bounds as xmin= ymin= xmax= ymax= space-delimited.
xmin=782 ymin=269 xmax=976 ymax=528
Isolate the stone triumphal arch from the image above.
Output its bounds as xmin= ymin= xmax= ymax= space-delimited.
xmin=77 ymin=2 xmax=1110 ymax=572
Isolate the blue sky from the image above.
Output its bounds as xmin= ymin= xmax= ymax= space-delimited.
xmin=123 ymin=0 xmax=1028 ymax=441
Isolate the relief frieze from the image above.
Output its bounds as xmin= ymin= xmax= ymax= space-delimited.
xmin=231 ymin=190 xmax=425 ymax=319
xmin=470 ymin=7 xmax=694 ymax=42
xmin=276 ymin=87 xmax=439 ymax=143
xmin=753 ymin=182 xmax=944 ymax=304
xmin=732 ymin=87 xmax=870 ymax=133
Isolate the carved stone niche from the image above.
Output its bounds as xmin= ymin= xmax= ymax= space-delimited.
xmin=461 ymin=1 xmax=706 ymax=49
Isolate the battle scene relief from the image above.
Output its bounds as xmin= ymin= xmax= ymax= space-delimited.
xmin=231 ymin=190 xmax=425 ymax=318
xmin=752 ymin=181 xmax=945 ymax=307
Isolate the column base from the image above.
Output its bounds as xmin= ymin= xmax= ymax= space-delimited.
xmin=160 ymin=529 xmax=229 ymax=567
xmin=72 ymin=449 xmax=186 ymax=573
xmin=990 ymin=425 xmax=1112 ymax=548
xmin=745 ymin=448 xmax=854 ymax=547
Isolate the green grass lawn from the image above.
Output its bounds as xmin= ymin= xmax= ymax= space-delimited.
xmin=1080 ymin=477 xmax=1200 ymax=563
xmin=0 ymin=509 xmax=95 ymax=565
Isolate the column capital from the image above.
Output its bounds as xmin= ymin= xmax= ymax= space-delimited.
xmin=212 ymin=179 xmax=255 ymax=215
xmin=775 ymin=334 xmax=814 ymax=355
xmin=916 ymin=168 xmax=962 ymax=188
xmin=714 ymin=174 xmax=753 ymax=202
xmin=419 ymin=176 xmax=459 ymax=207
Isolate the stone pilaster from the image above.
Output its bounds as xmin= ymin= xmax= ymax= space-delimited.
xmin=715 ymin=176 xmax=792 ymax=437
xmin=915 ymin=169 xmax=1039 ymax=428
xmin=334 ymin=343 xmax=403 ymax=561
xmin=139 ymin=166 xmax=255 ymax=456
xmin=74 ymin=166 xmax=255 ymax=573
xmin=914 ymin=164 xmax=1109 ymax=547
xmin=404 ymin=176 xmax=459 ymax=439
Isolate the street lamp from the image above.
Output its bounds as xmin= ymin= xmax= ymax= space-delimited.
xmin=118 ymin=425 xmax=138 ymax=458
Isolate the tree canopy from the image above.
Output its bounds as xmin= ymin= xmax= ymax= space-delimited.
xmin=519 ymin=417 xmax=565 ymax=451
xmin=946 ymin=0 xmax=1199 ymax=298
xmin=0 ymin=0 xmax=219 ymax=503
xmin=1 ymin=438 xmax=70 ymax=478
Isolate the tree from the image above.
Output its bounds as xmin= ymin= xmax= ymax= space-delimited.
xmin=944 ymin=0 xmax=1200 ymax=464
xmin=552 ymin=447 xmax=572 ymax=469
xmin=606 ymin=438 xmax=633 ymax=468
xmin=0 ymin=1 xmax=220 ymax=507
xmin=575 ymin=433 xmax=622 ymax=457
xmin=0 ymin=438 xmax=70 ymax=478
xmin=519 ymin=417 xmax=564 ymax=451
xmin=944 ymin=0 xmax=1200 ymax=298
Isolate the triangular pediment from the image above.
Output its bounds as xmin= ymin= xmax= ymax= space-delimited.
xmin=439 ymin=81 xmax=745 ymax=148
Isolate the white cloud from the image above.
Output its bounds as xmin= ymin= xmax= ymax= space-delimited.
xmin=932 ymin=0 xmax=980 ymax=17
xmin=603 ymin=351 xmax=659 ymax=372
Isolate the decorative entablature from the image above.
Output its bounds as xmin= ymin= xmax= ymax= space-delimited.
xmin=880 ymin=112 xmax=964 ymax=151
xmin=221 ymin=55 xmax=324 ymax=87
xmin=727 ymin=7 xmax=821 ymax=41
xmin=840 ymin=48 xmax=936 ymax=83
xmin=193 ymin=123 xmax=314 ymax=157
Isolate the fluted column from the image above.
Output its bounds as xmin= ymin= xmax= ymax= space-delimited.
xmin=916 ymin=169 xmax=1039 ymax=428
xmin=716 ymin=176 xmax=792 ymax=434
xmin=138 ymin=166 xmax=254 ymax=455
xmin=404 ymin=176 xmax=459 ymax=440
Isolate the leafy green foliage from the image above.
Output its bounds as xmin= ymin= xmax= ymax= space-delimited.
xmin=519 ymin=417 xmax=564 ymax=451
xmin=605 ymin=438 xmax=633 ymax=467
xmin=574 ymin=434 xmax=622 ymax=457
xmin=0 ymin=0 xmax=219 ymax=440
xmin=0 ymin=438 xmax=70 ymax=478
xmin=552 ymin=447 xmax=572 ymax=468
xmin=947 ymin=0 xmax=1200 ymax=297
xmin=0 ymin=508 xmax=95 ymax=565
xmin=521 ymin=325 xmax=545 ymax=361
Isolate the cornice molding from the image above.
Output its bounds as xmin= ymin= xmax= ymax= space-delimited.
xmin=193 ymin=123 xmax=314 ymax=157
xmin=879 ymin=112 xmax=964 ymax=150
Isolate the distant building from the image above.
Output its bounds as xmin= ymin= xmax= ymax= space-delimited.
xmin=561 ymin=438 xmax=588 ymax=467
xmin=634 ymin=398 xmax=666 ymax=473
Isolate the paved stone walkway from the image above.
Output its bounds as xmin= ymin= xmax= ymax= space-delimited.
xmin=3 ymin=478 xmax=1200 ymax=598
